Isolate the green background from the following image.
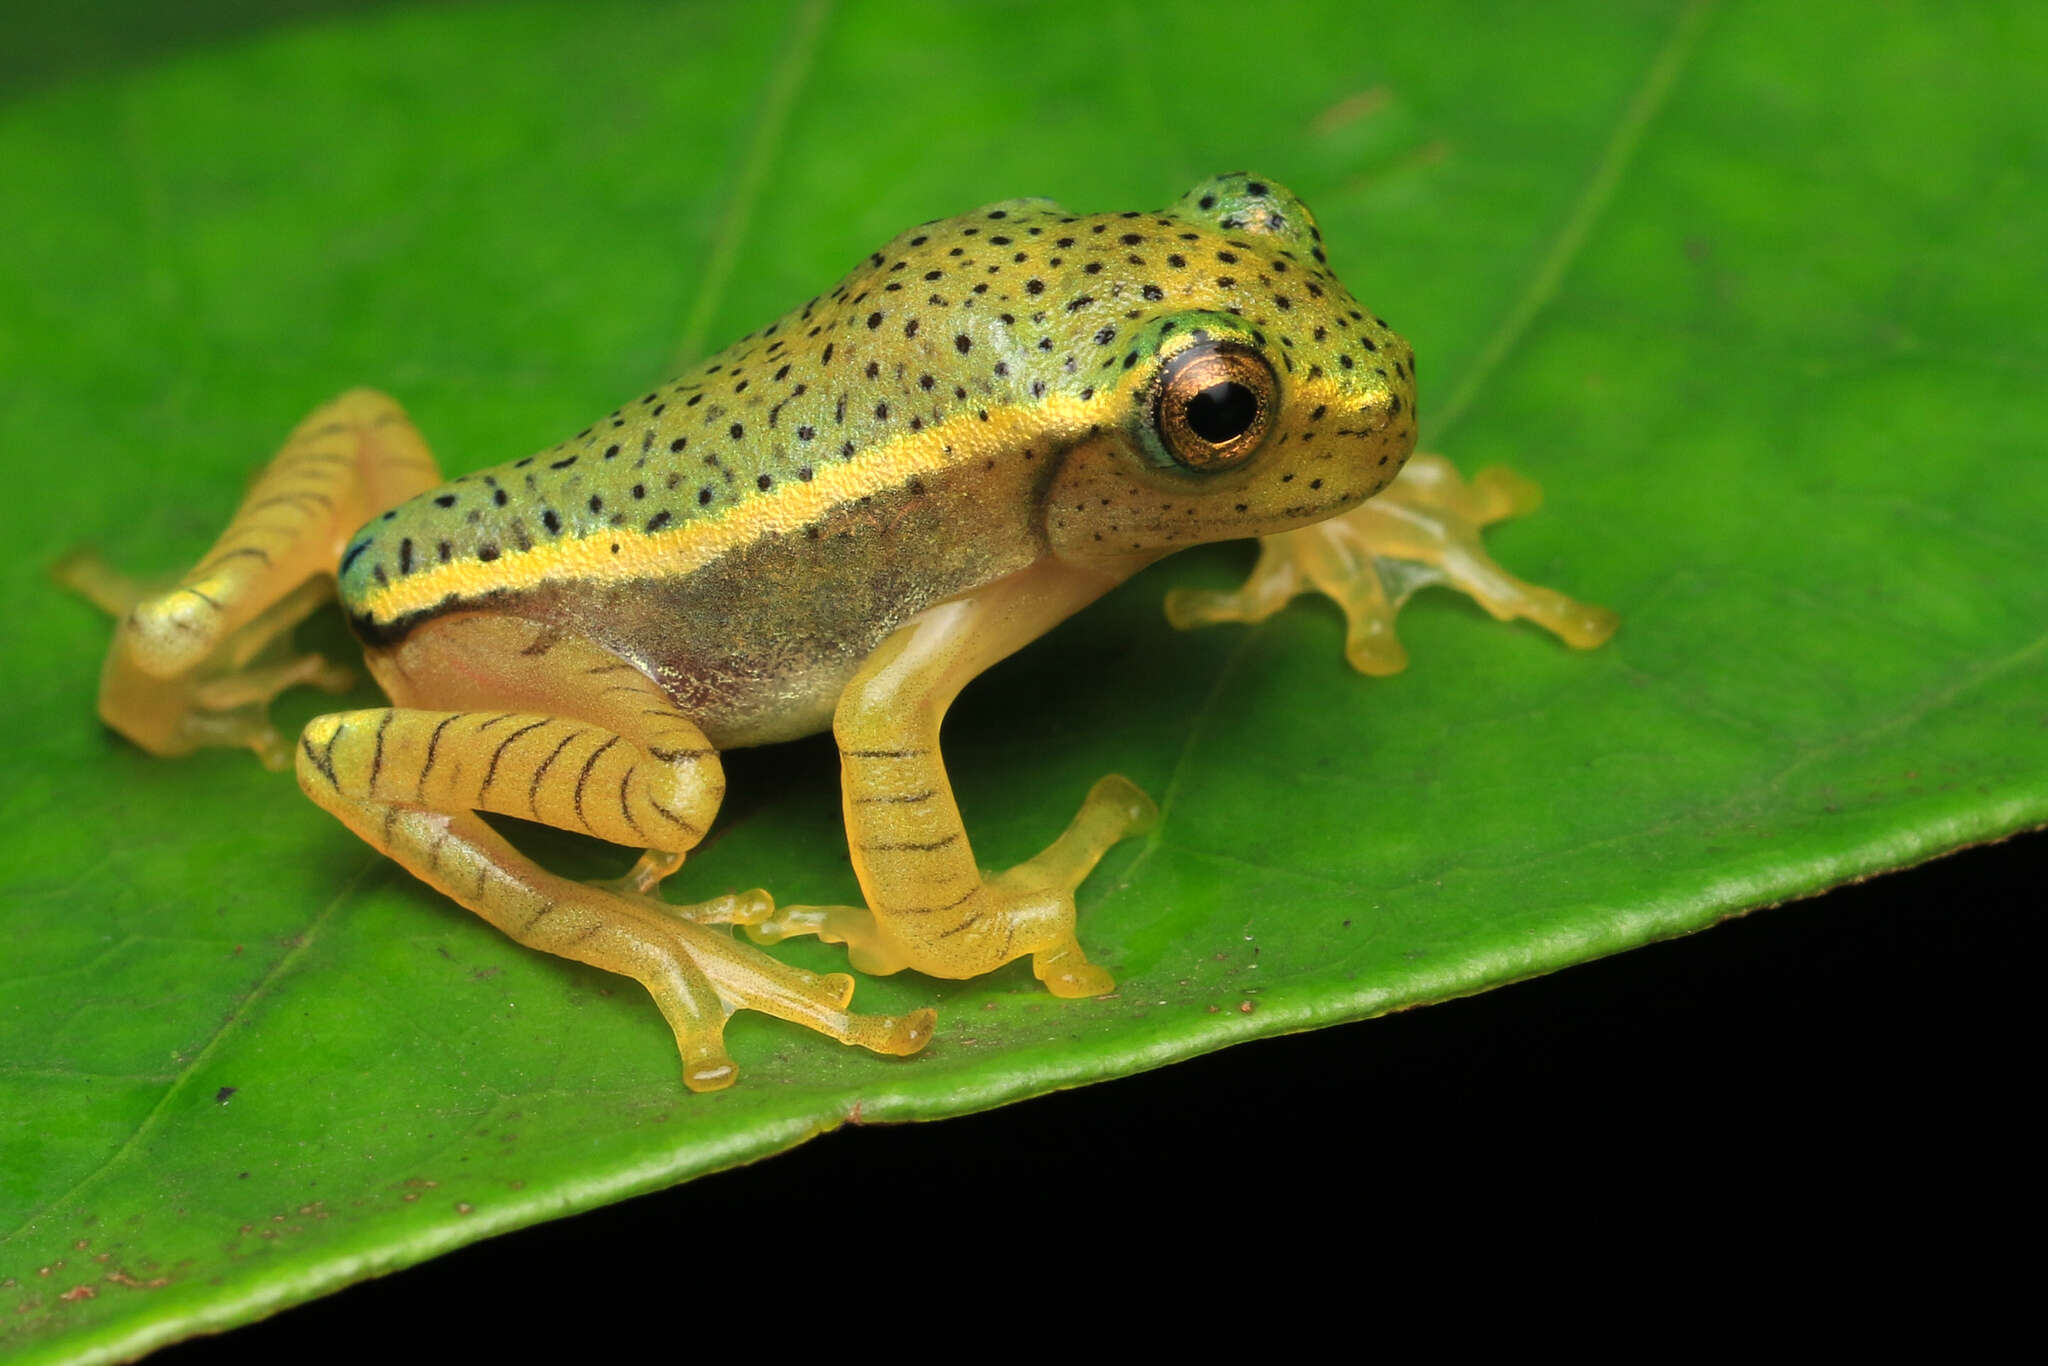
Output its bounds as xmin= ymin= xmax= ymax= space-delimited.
xmin=3 ymin=1 xmax=2042 ymax=1358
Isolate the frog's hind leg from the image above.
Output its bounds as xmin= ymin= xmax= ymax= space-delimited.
xmin=296 ymin=721 xmax=929 ymax=1089
xmin=312 ymin=615 xmax=934 ymax=1089
xmin=1165 ymin=453 xmax=1619 ymax=675
xmin=59 ymin=390 xmax=442 ymax=766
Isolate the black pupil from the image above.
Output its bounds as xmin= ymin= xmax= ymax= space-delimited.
xmin=1184 ymin=381 xmax=1257 ymax=444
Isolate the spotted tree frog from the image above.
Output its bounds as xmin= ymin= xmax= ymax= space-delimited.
xmin=66 ymin=174 xmax=1615 ymax=1090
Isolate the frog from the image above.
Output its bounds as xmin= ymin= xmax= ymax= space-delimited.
xmin=64 ymin=173 xmax=1616 ymax=1091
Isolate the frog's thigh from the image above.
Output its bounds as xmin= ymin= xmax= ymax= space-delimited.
xmin=299 ymin=622 xmax=933 ymax=1089
xmin=753 ymin=560 xmax=1158 ymax=997
xmin=63 ymin=390 xmax=441 ymax=766
xmin=367 ymin=613 xmax=726 ymax=894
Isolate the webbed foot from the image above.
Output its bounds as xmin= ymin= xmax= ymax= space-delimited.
xmin=585 ymin=861 xmax=778 ymax=930
xmin=750 ymin=775 xmax=1156 ymax=996
xmin=664 ymin=911 xmax=936 ymax=1089
xmin=586 ymin=848 xmax=776 ymax=931
xmin=1165 ymin=454 xmax=1617 ymax=674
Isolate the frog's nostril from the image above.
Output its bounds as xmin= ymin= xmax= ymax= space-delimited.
xmin=1335 ymin=397 xmax=1397 ymax=439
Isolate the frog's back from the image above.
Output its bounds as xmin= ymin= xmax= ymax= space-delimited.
xmin=333 ymin=175 xmax=1413 ymax=742
xmin=333 ymin=197 xmax=1125 ymax=741
xmin=333 ymin=196 xmax=1104 ymax=645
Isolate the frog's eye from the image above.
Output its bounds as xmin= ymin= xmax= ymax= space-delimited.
xmin=1151 ymin=341 xmax=1275 ymax=471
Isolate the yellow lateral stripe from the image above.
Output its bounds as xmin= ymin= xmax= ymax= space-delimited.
xmin=357 ymin=393 xmax=1109 ymax=625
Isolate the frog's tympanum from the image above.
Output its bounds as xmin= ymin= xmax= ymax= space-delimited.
xmin=67 ymin=175 xmax=1615 ymax=1090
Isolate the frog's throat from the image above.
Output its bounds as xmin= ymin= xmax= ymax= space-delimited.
xmin=349 ymin=391 xmax=1112 ymax=630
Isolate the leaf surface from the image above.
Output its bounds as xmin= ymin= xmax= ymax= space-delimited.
xmin=3 ymin=1 xmax=2042 ymax=1357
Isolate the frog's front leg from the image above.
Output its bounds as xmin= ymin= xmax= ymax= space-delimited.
xmin=751 ymin=560 xmax=1158 ymax=996
xmin=299 ymin=615 xmax=933 ymax=1090
xmin=1165 ymin=453 xmax=1619 ymax=675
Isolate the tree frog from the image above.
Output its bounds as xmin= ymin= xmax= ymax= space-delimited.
xmin=65 ymin=174 xmax=1615 ymax=1091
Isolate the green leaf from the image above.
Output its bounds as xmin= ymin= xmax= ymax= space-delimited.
xmin=4 ymin=0 xmax=2042 ymax=1356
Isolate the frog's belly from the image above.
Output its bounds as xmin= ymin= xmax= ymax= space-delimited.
xmin=613 ymin=565 xmax=877 ymax=750
xmin=538 ymin=524 xmax=1040 ymax=751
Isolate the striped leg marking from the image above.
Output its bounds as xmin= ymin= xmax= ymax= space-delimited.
xmin=295 ymin=706 xmax=932 ymax=1090
xmin=61 ymin=389 xmax=442 ymax=766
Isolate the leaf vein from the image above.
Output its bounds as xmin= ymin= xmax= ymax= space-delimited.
xmin=1430 ymin=0 xmax=1714 ymax=439
xmin=667 ymin=0 xmax=834 ymax=373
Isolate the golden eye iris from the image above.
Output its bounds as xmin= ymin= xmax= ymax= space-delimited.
xmin=1153 ymin=342 xmax=1276 ymax=471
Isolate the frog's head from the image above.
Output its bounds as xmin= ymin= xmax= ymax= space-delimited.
xmin=1040 ymin=173 xmax=1418 ymax=566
